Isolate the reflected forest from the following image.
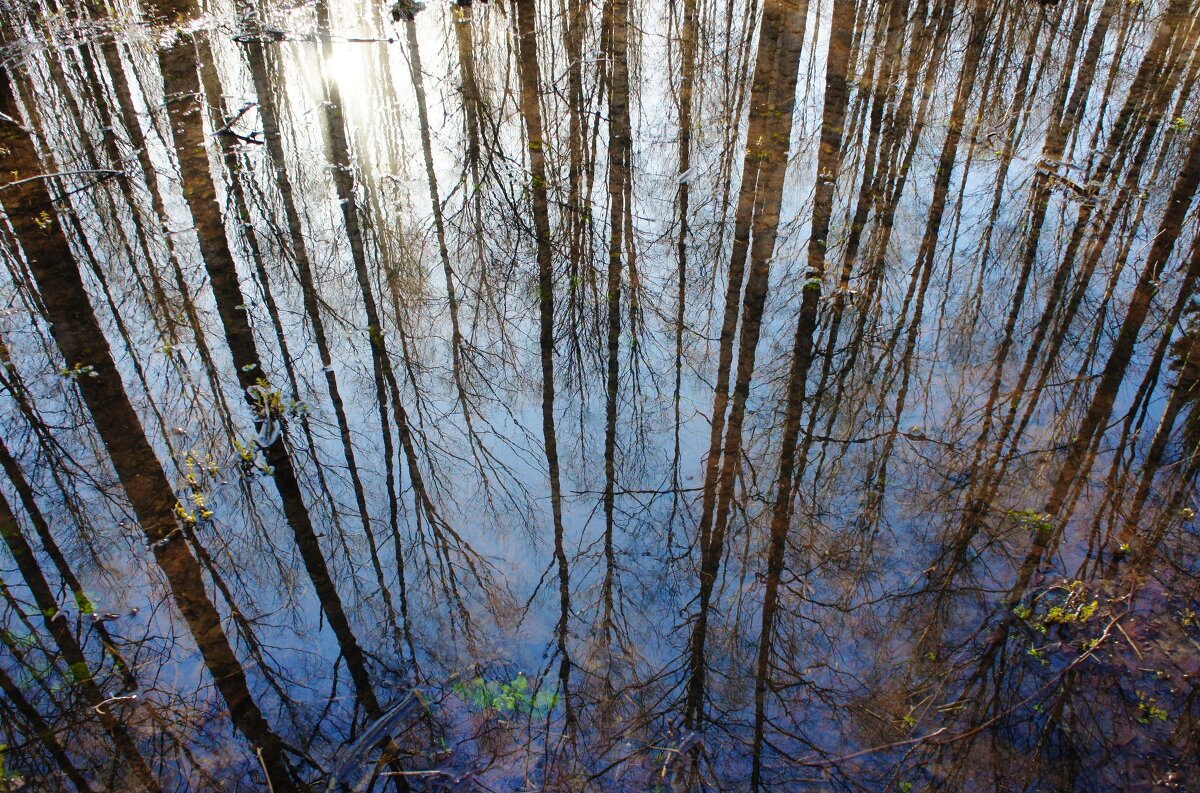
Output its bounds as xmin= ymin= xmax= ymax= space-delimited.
xmin=0 ymin=0 xmax=1198 ymax=788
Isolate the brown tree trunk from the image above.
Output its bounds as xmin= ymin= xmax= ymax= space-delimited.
xmin=0 ymin=660 xmax=94 ymax=792
xmin=0 ymin=486 xmax=159 ymax=792
xmin=512 ymin=0 xmax=574 ymax=725
xmin=686 ymin=0 xmax=811 ymax=733
xmin=0 ymin=67 xmax=294 ymax=788
xmin=150 ymin=12 xmax=383 ymax=725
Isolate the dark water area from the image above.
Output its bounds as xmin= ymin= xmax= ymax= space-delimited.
xmin=0 ymin=0 xmax=1198 ymax=788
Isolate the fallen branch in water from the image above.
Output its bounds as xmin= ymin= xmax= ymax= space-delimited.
xmin=0 ymin=169 xmax=124 ymax=190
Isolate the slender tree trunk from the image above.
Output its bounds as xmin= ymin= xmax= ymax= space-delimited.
xmin=670 ymin=0 xmax=699 ymax=546
xmin=859 ymin=0 xmax=988 ymax=524
xmin=512 ymin=0 xmax=574 ymax=725
xmin=686 ymin=0 xmax=811 ymax=733
xmin=748 ymin=0 xmax=854 ymax=780
xmin=403 ymin=16 xmax=491 ymax=476
xmin=1115 ymin=320 xmax=1200 ymax=548
xmin=452 ymin=4 xmax=484 ymax=174
xmin=0 ymin=661 xmax=94 ymax=792
xmin=0 ymin=68 xmax=295 ymax=788
xmin=0 ymin=437 xmax=136 ymax=691
xmin=150 ymin=0 xmax=384 ymax=723
xmin=1012 ymin=121 xmax=1200 ymax=605
xmin=82 ymin=0 xmax=240 ymax=438
xmin=0 ymin=486 xmax=160 ymax=792
xmin=599 ymin=0 xmax=633 ymax=656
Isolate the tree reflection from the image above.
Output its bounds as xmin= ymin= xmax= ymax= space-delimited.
xmin=1 ymin=0 xmax=1199 ymax=788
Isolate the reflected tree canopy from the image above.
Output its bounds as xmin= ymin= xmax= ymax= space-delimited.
xmin=0 ymin=0 xmax=1197 ymax=789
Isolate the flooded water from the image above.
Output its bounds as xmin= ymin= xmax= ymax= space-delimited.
xmin=0 ymin=0 xmax=1198 ymax=789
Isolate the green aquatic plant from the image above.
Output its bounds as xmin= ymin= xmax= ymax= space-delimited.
xmin=1043 ymin=598 xmax=1098 ymax=626
xmin=1015 ymin=580 xmax=1099 ymax=628
xmin=452 ymin=672 xmax=558 ymax=717
xmin=1137 ymin=692 xmax=1169 ymax=723
xmin=58 ymin=363 xmax=97 ymax=380
xmin=1007 ymin=509 xmax=1053 ymax=533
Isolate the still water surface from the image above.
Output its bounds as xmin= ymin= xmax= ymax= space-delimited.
xmin=0 ymin=0 xmax=1198 ymax=789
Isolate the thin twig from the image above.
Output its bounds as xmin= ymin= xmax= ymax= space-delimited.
xmin=255 ymin=747 xmax=276 ymax=793
xmin=0 ymin=169 xmax=124 ymax=190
